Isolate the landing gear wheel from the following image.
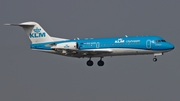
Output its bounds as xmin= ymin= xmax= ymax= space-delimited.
xmin=97 ymin=60 xmax=104 ymax=66
xmin=153 ymin=58 xmax=157 ymax=62
xmin=87 ymin=60 xmax=93 ymax=66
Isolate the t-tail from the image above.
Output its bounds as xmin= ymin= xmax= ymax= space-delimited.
xmin=5 ymin=21 xmax=68 ymax=43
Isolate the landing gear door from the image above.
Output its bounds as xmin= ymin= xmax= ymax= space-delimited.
xmin=146 ymin=40 xmax=151 ymax=49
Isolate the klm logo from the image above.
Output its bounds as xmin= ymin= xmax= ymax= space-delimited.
xmin=115 ymin=38 xmax=125 ymax=43
xmin=30 ymin=28 xmax=46 ymax=38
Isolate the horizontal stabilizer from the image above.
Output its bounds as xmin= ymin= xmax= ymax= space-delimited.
xmin=4 ymin=22 xmax=36 ymax=26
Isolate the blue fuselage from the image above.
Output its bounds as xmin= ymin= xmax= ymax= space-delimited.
xmin=30 ymin=36 xmax=174 ymax=52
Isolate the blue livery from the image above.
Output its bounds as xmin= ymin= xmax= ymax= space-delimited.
xmin=6 ymin=22 xmax=174 ymax=66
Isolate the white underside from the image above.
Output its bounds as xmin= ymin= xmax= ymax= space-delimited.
xmin=32 ymin=48 xmax=172 ymax=58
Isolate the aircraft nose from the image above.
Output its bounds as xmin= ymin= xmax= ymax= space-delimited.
xmin=167 ymin=43 xmax=175 ymax=50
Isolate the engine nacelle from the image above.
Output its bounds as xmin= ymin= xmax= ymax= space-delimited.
xmin=53 ymin=42 xmax=78 ymax=50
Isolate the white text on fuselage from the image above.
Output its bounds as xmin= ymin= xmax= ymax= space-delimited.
xmin=126 ymin=40 xmax=140 ymax=43
xmin=83 ymin=42 xmax=100 ymax=48
xmin=115 ymin=38 xmax=140 ymax=43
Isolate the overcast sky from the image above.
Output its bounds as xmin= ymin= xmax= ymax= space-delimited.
xmin=0 ymin=0 xmax=180 ymax=101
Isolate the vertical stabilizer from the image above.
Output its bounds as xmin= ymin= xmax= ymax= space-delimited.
xmin=5 ymin=22 xmax=53 ymax=43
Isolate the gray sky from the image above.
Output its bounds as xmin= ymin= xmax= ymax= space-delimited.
xmin=0 ymin=0 xmax=180 ymax=101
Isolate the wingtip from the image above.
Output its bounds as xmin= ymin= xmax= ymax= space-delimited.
xmin=4 ymin=23 xmax=11 ymax=26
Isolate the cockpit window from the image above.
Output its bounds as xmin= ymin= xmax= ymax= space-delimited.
xmin=156 ymin=40 xmax=161 ymax=42
xmin=156 ymin=40 xmax=166 ymax=43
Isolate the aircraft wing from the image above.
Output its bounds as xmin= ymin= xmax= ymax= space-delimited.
xmin=54 ymin=48 xmax=113 ymax=58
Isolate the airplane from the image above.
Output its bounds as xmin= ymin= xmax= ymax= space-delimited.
xmin=5 ymin=21 xmax=175 ymax=66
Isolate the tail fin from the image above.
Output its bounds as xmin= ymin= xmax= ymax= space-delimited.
xmin=5 ymin=22 xmax=54 ymax=43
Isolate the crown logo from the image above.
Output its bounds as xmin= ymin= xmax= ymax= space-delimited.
xmin=33 ymin=28 xmax=41 ymax=33
xmin=64 ymin=44 xmax=69 ymax=48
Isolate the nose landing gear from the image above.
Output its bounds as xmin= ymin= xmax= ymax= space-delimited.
xmin=153 ymin=57 xmax=157 ymax=62
xmin=153 ymin=58 xmax=157 ymax=62
xmin=153 ymin=53 xmax=163 ymax=62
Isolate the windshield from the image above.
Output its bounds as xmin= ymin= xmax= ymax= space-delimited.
xmin=156 ymin=40 xmax=166 ymax=43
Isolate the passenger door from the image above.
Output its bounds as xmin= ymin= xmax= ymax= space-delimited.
xmin=146 ymin=40 xmax=151 ymax=49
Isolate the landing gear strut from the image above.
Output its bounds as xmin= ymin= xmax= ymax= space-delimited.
xmin=97 ymin=57 xmax=104 ymax=66
xmin=86 ymin=58 xmax=93 ymax=66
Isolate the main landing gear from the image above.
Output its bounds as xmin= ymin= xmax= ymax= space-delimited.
xmin=86 ymin=57 xmax=105 ymax=66
xmin=86 ymin=59 xmax=93 ymax=66
xmin=97 ymin=58 xmax=104 ymax=66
